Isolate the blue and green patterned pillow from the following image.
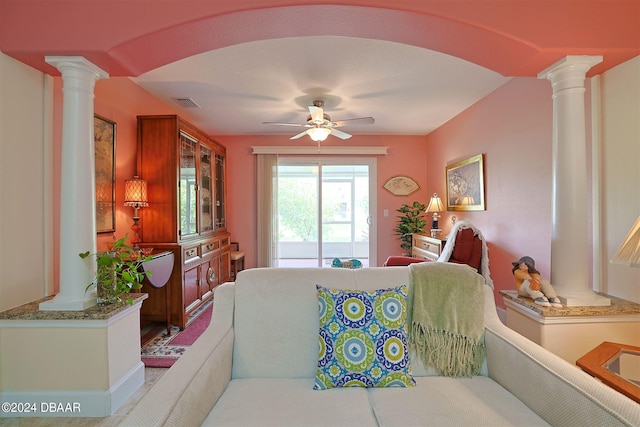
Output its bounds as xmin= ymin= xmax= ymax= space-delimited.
xmin=314 ymin=284 xmax=415 ymax=389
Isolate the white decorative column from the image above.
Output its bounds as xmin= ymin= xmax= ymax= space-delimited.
xmin=40 ymin=57 xmax=109 ymax=311
xmin=538 ymin=56 xmax=609 ymax=306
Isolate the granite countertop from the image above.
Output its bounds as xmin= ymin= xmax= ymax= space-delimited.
xmin=500 ymin=290 xmax=640 ymax=317
xmin=0 ymin=293 xmax=147 ymax=321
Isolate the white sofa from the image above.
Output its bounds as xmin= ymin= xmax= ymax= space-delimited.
xmin=120 ymin=266 xmax=640 ymax=426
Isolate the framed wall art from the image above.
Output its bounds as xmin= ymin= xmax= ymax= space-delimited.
xmin=94 ymin=115 xmax=116 ymax=233
xmin=383 ymin=175 xmax=420 ymax=196
xmin=446 ymin=154 xmax=485 ymax=211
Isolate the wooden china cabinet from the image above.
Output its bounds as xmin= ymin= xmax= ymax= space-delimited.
xmin=136 ymin=115 xmax=230 ymax=330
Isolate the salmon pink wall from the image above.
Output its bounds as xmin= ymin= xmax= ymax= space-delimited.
xmin=215 ymin=135 xmax=431 ymax=268
xmin=425 ymin=77 xmax=553 ymax=307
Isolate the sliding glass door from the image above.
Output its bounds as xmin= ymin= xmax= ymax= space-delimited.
xmin=276 ymin=157 xmax=376 ymax=267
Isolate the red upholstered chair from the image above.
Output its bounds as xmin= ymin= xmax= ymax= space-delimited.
xmin=446 ymin=227 xmax=483 ymax=272
xmin=383 ymin=255 xmax=427 ymax=267
xmin=438 ymin=221 xmax=493 ymax=288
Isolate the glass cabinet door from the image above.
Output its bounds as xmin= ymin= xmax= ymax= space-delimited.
xmin=215 ymin=152 xmax=226 ymax=230
xmin=179 ymin=132 xmax=198 ymax=237
xmin=200 ymin=144 xmax=214 ymax=233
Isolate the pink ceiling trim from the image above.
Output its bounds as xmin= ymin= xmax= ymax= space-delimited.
xmin=107 ymin=6 xmax=539 ymax=77
xmin=1 ymin=2 xmax=638 ymax=77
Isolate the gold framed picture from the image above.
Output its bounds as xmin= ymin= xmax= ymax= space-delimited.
xmin=446 ymin=154 xmax=485 ymax=211
xmin=94 ymin=115 xmax=116 ymax=233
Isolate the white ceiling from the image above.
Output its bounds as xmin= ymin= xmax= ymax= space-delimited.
xmin=133 ymin=36 xmax=510 ymax=137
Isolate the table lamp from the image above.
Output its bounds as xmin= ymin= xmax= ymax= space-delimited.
xmin=124 ymin=176 xmax=149 ymax=249
xmin=426 ymin=193 xmax=445 ymax=238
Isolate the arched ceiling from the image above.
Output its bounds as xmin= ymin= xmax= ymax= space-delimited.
xmin=1 ymin=1 xmax=638 ymax=136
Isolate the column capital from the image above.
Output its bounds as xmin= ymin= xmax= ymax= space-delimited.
xmin=45 ymin=56 xmax=109 ymax=81
xmin=537 ymin=55 xmax=603 ymax=93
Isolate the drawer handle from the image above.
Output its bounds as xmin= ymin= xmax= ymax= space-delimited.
xmin=186 ymin=248 xmax=197 ymax=257
xmin=207 ymin=243 xmax=214 ymax=250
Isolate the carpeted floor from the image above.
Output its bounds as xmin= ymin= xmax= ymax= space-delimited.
xmin=140 ymin=299 xmax=213 ymax=367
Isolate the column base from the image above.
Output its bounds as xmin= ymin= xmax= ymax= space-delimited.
xmin=555 ymin=287 xmax=611 ymax=307
xmin=39 ymin=291 xmax=97 ymax=311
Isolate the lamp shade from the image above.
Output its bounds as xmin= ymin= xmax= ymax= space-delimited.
xmin=307 ymin=127 xmax=331 ymax=142
xmin=611 ymin=216 xmax=640 ymax=267
xmin=124 ymin=176 xmax=149 ymax=208
xmin=426 ymin=193 xmax=445 ymax=213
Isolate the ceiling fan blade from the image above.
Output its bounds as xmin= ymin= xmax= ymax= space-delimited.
xmin=263 ymin=121 xmax=307 ymax=127
xmin=330 ymin=128 xmax=352 ymax=139
xmin=308 ymin=105 xmax=324 ymax=123
xmin=332 ymin=117 xmax=375 ymax=127
xmin=290 ymin=130 xmax=310 ymax=140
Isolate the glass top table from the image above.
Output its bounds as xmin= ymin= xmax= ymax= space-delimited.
xmin=577 ymin=341 xmax=640 ymax=403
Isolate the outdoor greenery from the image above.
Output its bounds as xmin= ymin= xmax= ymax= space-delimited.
xmin=278 ymin=175 xmax=318 ymax=241
xmin=394 ymin=201 xmax=427 ymax=255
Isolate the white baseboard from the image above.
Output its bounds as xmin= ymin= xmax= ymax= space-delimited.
xmin=0 ymin=362 xmax=144 ymax=418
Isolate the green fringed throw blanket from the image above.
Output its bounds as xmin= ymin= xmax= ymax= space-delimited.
xmin=409 ymin=262 xmax=486 ymax=377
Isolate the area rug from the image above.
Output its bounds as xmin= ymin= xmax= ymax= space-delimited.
xmin=141 ymin=299 xmax=213 ymax=368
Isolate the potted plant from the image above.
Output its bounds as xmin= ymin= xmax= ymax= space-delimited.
xmin=79 ymin=235 xmax=152 ymax=305
xmin=394 ymin=201 xmax=427 ymax=256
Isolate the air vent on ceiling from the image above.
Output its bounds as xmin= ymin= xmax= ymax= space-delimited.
xmin=173 ymin=97 xmax=200 ymax=108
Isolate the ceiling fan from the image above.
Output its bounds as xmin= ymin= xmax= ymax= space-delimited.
xmin=263 ymin=100 xmax=375 ymax=142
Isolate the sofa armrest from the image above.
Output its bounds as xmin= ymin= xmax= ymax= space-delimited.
xmin=119 ymin=282 xmax=236 ymax=427
xmin=483 ymin=288 xmax=640 ymax=426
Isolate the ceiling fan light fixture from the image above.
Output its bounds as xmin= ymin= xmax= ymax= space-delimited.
xmin=307 ymin=127 xmax=331 ymax=142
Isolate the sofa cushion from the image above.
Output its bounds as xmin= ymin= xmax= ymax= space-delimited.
xmin=368 ymin=376 xmax=550 ymax=426
xmin=314 ymin=285 xmax=415 ymax=389
xmin=202 ymin=378 xmax=377 ymax=426
xmin=232 ymin=268 xmax=356 ymax=379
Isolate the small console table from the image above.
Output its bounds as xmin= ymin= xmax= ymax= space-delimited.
xmin=139 ymin=250 xmax=174 ymax=334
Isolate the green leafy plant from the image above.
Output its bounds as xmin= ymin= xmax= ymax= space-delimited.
xmin=79 ymin=235 xmax=152 ymax=305
xmin=394 ymin=201 xmax=427 ymax=255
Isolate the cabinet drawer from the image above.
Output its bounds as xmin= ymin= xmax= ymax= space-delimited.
xmin=412 ymin=234 xmax=443 ymax=259
xmin=415 ymin=239 xmax=440 ymax=254
xmin=183 ymin=246 xmax=200 ymax=263
xmin=412 ymin=247 xmax=438 ymax=262
xmin=201 ymin=240 xmax=219 ymax=256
